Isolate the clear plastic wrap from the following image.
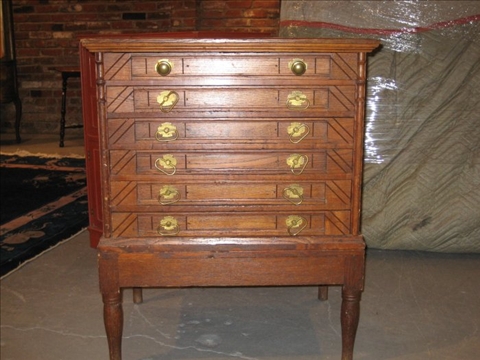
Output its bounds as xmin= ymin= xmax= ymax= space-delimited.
xmin=280 ymin=1 xmax=480 ymax=252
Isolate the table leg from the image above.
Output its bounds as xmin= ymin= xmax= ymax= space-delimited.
xmin=102 ymin=290 xmax=123 ymax=360
xmin=340 ymin=287 xmax=361 ymax=360
xmin=133 ymin=288 xmax=143 ymax=304
xmin=318 ymin=285 xmax=329 ymax=301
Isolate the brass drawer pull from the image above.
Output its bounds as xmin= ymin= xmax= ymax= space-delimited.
xmin=155 ymin=122 xmax=178 ymax=142
xmin=286 ymin=91 xmax=310 ymax=110
xmin=155 ymin=59 xmax=173 ymax=76
xmin=157 ymin=90 xmax=179 ymax=113
xmin=286 ymin=215 xmax=307 ymax=236
xmin=287 ymin=122 xmax=310 ymax=143
xmin=157 ymin=216 xmax=179 ymax=236
xmin=283 ymin=184 xmax=304 ymax=206
xmin=286 ymin=154 xmax=308 ymax=175
xmin=154 ymin=154 xmax=177 ymax=176
xmin=158 ymin=185 xmax=180 ymax=205
xmin=289 ymin=59 xmax=307 ymax=76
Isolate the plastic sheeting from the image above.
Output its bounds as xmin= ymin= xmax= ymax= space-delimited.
xmin=280 ymin=1 xmax=480 ymax=252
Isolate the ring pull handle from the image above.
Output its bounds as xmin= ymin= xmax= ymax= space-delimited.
xmin=286 ymin=154 xmax=309 ymax=175
xmin=286 ymin=215 xmax=307 ymax=236
xmin=155 ymin=122 xmax=179 ymax=142
xmin=155 ymin=59 xmax=173 ymax=76
xmin=287 ymin=122 xmax=310 ymax=143
xmin=158 ymin=185 xmax=180 ymax=205
xmin=157 ymin=216 xmax=179 ymax=236
xmin=154 ymin=154 xmax=177 ymax=176
xmin=286 ymin=91 xmax=310 ymax=110
xmin=289 ymin=59 xmax=307 ymax=76
xmin=157 ymin=90 xmax=179 ymax=113
xmin=282 ymin=184 xmax=304 ymax=206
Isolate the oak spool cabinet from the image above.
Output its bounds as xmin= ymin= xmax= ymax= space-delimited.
xmin=79 ymin=34 xmax=380 ymax=360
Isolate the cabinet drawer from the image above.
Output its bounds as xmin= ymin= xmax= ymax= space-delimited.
xmin=106 ymin=86 xmax=355 ymax=115
xmin=109 ymin=180 xmax=352 ymax=209
xmin=110 ymin=211 xmax=351 ymax=238
xmin=109 ymin=150 xmax=353 ymax=177
xmin=107 ymin=118 xmax=355 ymax=150
xmin=103 ymin=53 xmax=359 ymax=80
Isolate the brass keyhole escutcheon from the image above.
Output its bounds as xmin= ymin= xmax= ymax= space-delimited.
xmin=286 ymin=91 xmax=310 ymax=110
xmin=283 ymin=184 xmax=304 ymax=206
xmin=157 ymin=90 xmax=179 ymax=113
xmin=286 ymin=215 xmax=307 ymax=236
xmin=287 ymin=122 xmax=310 ymax=143
xmin=289 ymin=59 xmax=307 ymax=76
xmin=155 ymin=122 xmax=179 ymax=142
xmin=158 ymin=185 xmax=180 ymax=205
xmin=286 ymin=154 xmax=309 ymax=175
xmin=154 ymin=154 xmax=177 ymax=176
xmin=155 ymin=59 xmax=173 ymax=76
xmin=157 ymin=216 xmax=179 ymax=236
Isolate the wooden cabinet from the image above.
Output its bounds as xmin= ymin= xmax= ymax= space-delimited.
xmin=80 ymin=35 xmax=379 ymax=360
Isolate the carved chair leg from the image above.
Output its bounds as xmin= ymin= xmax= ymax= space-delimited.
xmin=318 ymin=285 xmax=329 ymax=301
xmin=102 ymin=291 xmax=123 ymax=360
xmin=133 ymin=287 xmax=143 ymax=304
xmin=340 ymin=288 xmax=361 ymax=360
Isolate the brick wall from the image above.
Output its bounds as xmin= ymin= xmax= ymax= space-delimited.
xmin=2 ymin=0 xmax=280 ymax=137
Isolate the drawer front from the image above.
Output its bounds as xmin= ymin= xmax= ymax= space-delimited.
xmin=110 ymin=211 xmax=351 ymax=238
xmin=107 ymin=118 xmax=355 ymax=150
xmin=100 ymin=47 xmax=364 ymax=241
xmin=103 ymin=53 xmax=359 ymax=80
xmin=109 ymin=180 xmax=352 ymax=210
xmin=106 ymin=86 xmax=355 ymax=115
xmin=108 ymin=150 xmax=353 ymax=177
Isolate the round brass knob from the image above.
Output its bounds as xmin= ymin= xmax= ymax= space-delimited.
xmin=155 ymin=59 xmax=172 ymax=76
xmin=290 ymin=59 xmax=307 ymax=76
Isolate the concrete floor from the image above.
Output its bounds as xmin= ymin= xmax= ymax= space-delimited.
xmin=1 ymin=132 xmax=480 ymax=360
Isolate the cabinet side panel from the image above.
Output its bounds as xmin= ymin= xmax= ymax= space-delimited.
xmin=80 ymin=44 xmax=103 ymax=247
xmin=351 ymin=52 xmax=368 ymax=234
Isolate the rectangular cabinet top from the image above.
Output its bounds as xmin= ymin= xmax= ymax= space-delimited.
xmin=80 ymin=35 xmax=380 ymax=53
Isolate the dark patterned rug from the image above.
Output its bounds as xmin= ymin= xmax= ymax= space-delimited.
xmin=0 ymin=153 xmax=88 ymax=277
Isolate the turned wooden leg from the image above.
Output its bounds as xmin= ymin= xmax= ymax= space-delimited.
xmin=340 ymin=288 xmax=361 ymax=360
xmin=102 ymin=290 xmax=123 ymax=360
xmin=133 ymin=287 xmax=143 ymax=304
xmin=318 ymin=285 xmax=328 ymax=301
